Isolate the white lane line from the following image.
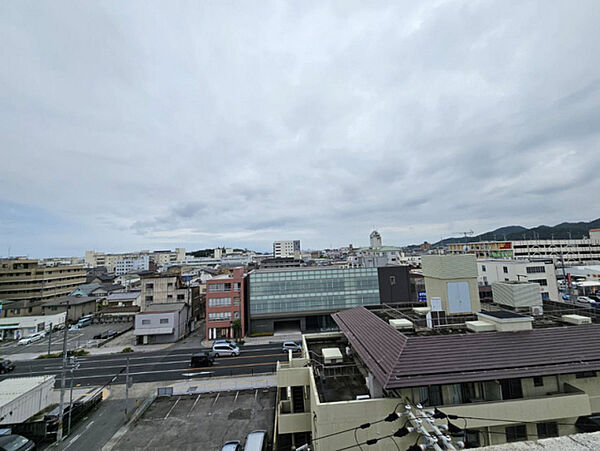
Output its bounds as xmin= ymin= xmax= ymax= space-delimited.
xmin=234 ymin=391 xmax=239 ymax=403
xmin=188 ymin=394 xmax=201 ymax=417
xmin=64 ymin=432 xmax=82 ymax=449
xmin=84 ymin=420 xmax=95 ymax=430
xmin=164 ymin=398 xmax=180 ymax=420
xmin=212 ymin=393 xmax=220 ymax=406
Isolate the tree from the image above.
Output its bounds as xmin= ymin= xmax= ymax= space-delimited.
xmin=232 ymin=319 xmax=242 ymax=338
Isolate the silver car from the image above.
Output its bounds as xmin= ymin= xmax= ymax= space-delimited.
xmin=282 ymin=341 xmax=302 ymax=353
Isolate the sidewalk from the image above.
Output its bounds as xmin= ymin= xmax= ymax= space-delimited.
xmin=201 ymin=332 xmax=302 ymax=347
xmin=168 ymin=373 xmax=277 ymax=395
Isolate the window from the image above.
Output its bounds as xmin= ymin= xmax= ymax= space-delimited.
xmin=419 ymin=385 xmax=443 ymax=406
xmin=208 ymin=283 xmax=232 ymax=293
xmin=233 ymin=311 xmax=240 ymax=319
xmin=506 ymin=425 xmax=527 ymax=442
xmin=233 ymin=297 xmax=241 ymax=305
xmin=533 ymin=376 xmax=544 ymax=387
xmin=177 ymin=294 xmax=185 ymax=300
xmin=167 ymin=294 xmax=173 ymax=299
xmin=526 ymin=266 xmax=546 ymax=274
xmin=503 ymin=266 xmax=508 ymax=273
xmin=389 ymin=276 xmax=396 ymax=286
xmin=145 ymin=296 xmax=153 ymax=302
xmin=208 ymin=312 xmax=231 ymax=321
xmin=208 ymin=298 xmax=231 ymax=307
xmin=576 ymin=371 xmax=597 ymax=378
xmin=147 ymin=283 xmax=154 ymax=289
xmin=233 ymin=282 xmax=241 ymax=291
xmin=481 ymin=265 xmax=486 ymax=272
xmin=536 ymin=422 xmax=558 ymax=439
xmin=160 ymin=318 xmax=169 ymax=324
xmin=142 ymin=319 xmax=150 ymax=325
xmin=529 ymin=279 xmax=548 ymax=286
xmin=500 ymin=378 xmax=523 ymax=400
xmin=167 ymin=282 xmax=173 ymax=288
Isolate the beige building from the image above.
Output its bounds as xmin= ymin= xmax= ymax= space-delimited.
xmin=41 ymin=295 xmax=98 ymax=322
xmin=0 ymin=258 xmax=86 ymax=303
xmin=84 ymin=248 xmax=186 ymax=272
xmin=139 ymin=274 xmax=202 ymax=320
xmin=421 ymin=254 xmax=481 ymax=314
xmin=274 ymin=306 xmax=600 ymax=450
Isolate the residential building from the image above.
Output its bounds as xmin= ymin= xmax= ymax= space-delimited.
xmin=274 ymin=305 xmax=600 ymax=450
xmin=40 ymin=295 xmax=98 ymax=322
xmin=70 ymin=282 xmax=124 ymax=298
xmin=139 ymin=273 xmax=201 ymax=320
xmin=1 ymin=299 xmax=44 ymax=318
xmin=247 ymin=266 xmax=410 ymax=334
xmin=0 ymin=258 xmax=86 ymax=303
xmin=134 ymin=302 xmax=189 ymax=344
xmin=478 ymin=258 xmax=559 ymax=302
xmin=448 ymin=229 xmax=600 ymax=265
xmin=114 ymin=255 xmax=150 ymax=275
xmin=84 ymin=248 xmax=186 ymax=272
xmin=205 ymin=268 xmax=246 ymax=340
xmin=0 ymin=376 xmax=56 ymax=425
xmin=273 ymin=240 xmax=301 ymax=259
xmin=103 ymin=291 xmax=141 ymax=308
xmin=422 ymin=254 xmax=482 ymax=314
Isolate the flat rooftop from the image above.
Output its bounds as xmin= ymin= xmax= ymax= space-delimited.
xmin=0 ymin=376 xmax=55 ymax=406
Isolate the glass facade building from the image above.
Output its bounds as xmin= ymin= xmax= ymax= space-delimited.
xmin=249 ymin=267 xmax=380 ymax=317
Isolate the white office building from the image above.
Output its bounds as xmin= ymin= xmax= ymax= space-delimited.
xmin=273 ymin=240 xmax=301 ymax=258
xmin=114 ymin=255 xmax=150 ymax=275
xmin=477 ymin=258 xmax=560 ymax=302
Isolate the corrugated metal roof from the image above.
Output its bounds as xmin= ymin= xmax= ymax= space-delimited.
xmin=0 ymin=376 xmax=55 ymax=406
xmin=333 ymin=307 xmax=600 ymax=389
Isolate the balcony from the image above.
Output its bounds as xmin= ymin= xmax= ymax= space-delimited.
xmin=277 ymin=359 xmax=310 ymax=387
xmin=441 ymin=389 xmax=591 ymax=428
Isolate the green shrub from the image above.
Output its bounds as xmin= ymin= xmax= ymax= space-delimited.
xmin=236 ymin=339 xmax=245 ymax=346
xmin=36 ymin=349 xmax=89 ymax=359
xmin=121 ymin=347 xmax=134 ymax=353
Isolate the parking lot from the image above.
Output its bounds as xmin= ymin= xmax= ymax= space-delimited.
xmin=112 ymin=388 xmax=276 ymax=451
xmin=0 ymin=322 xmax=132 ymax=356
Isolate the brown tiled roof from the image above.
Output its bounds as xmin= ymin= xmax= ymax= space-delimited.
xmin=333 ymin=307 xmax=600 ymax=389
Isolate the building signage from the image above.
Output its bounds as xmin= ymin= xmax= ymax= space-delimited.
xmin=417 ymin=291 xmax=427 ymax=302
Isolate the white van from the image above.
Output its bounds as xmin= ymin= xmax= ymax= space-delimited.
xmin=212 ymin=342 xmax=240 ymax=357
xmin=244 ymin=430 xmax=267 ymax=451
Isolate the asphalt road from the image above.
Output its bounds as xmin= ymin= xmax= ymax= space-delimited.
xmin=1 ymin=343 xmax=287 ymax=387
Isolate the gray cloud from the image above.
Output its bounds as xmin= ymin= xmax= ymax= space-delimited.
xmin=1 ymin=0 xmax=600 ymax=256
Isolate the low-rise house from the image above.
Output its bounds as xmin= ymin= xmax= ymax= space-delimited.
xmin=103 ymin=291 xmax=141 ymax=308
xmin=133 ymin=302 xmax=189 ymax=345
xmin=1 ymin=299 xmax=44 ymax=318
xmin=41 ymin=295 xmax=98 ymax=322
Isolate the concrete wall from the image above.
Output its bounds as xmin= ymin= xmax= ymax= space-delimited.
xmin=424 ymin=276 xmax=481 ymax=314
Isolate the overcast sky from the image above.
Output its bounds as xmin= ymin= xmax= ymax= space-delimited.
xmin=2 ymin=1 xmax=600 ymax=257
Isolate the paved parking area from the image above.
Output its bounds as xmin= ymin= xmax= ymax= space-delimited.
xmin=0 ymin=322 xmax=132 ymax=356
xmin=112 ymin=388 xmax=276 ymax=451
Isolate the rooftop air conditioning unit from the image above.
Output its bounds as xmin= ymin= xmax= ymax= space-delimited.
xmin=530 ymin=305 xmax=543 ymax=316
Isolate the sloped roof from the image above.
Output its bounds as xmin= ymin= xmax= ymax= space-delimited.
xmin=333 ymin=307 xmax=600 ymax=389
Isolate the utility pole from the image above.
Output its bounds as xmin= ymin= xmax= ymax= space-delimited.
xmin=67 ymin=357 xmax=80 ymax=436
xmin=48 ymin=322 xmax=52 ymax=356
xmin=56 ymin=303 xmax=69 ymax=443
xmin=124 ymin=355 xmax=130 ymax=417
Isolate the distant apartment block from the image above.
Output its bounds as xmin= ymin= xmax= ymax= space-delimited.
xmin=273 ymin=240 xmax=301 ymax=259
xmin=448 ymin=229 xmax=600 ymax=265
xmin=114 ymin=255 xmax=150 ymax=275
xmin=0 ymin=258 xmax=86 ymax=303
xmin=84 ymin=248 xmax=185 ymax=272
xmin=205 ymin=268 xmax=246 ymax=340
xmin=478 ymin=258 xmax=559 ymax=302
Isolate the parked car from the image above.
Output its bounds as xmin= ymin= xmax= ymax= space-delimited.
xmin=69 ymin=325 xmax=79 ymax=331
xmin=244 ymin=430 xmax=267 ymax=451
xmin=282 ymin=341 xmax=302 ymax=353
xmin=190 ymin=352 xmax=214 ymax=367
xmin=76 ymin=317 xmax=92 ymax=328
xmin=578 ymin=296 xmax=596 ymax=304
xmin=0 ymin=359 xmax=15 ymax=374
xmin=0 ymin=434 xmax=35 ymax=451
xmin=212 ymin=342 xmax=240 ymax=357
xmin=221 ymin=441 xmax=242 ymax=451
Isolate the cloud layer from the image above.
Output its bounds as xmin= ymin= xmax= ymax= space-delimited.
xmin=2 ymin=1 xmax=600 ymax=256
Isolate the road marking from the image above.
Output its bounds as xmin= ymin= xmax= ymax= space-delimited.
xmin=212 ymin=393 xmax=220 ymax=406
xmin=64 ymin=433 xmax=82 ymax=449
xmin=164 ymin=398 xmax=180 ymax=420
xmin=234 ymin=391 xmax=239 ymax=403
xmin=188 ymin=394 xmax=201 ymax=417
xmin=84 ymin=420 xmax=95 ymax=430
xmin=181 ymin=372 xmax=212 ymax=377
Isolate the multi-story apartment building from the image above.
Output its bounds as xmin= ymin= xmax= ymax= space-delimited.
xmin=138 ymin=273 xmax=200 ymax=318
xmin=274 ymin=305 xmax=600 ymax=450
xmin=114 ymin=255 xmax=150 ymax=275
xmin=84 ymin=248 xmax=185 ymax=272
xmin=205 ymin=268 xmax=246 ymax=340
xmin=0 ymin=258 xmax=86 ymax=303
xmin=448 ymin=229 xmax=600 ymax=265
xmin=273 ymin=240 xmax=301 ymax=259
xmin=247 ymin=266 xmax=410 ymax=334
xmin=478 ymin=258 xmax=560 ymax=302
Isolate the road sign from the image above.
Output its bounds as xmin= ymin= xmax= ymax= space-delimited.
xmin=417 ymin=291 xmax=427 ymax=302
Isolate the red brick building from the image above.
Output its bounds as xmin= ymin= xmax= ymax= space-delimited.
xmin=205 ymin=267 xmax=246 ymax=339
